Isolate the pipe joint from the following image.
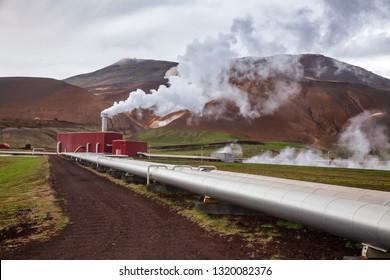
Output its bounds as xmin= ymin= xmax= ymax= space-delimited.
xmin=147 ymin=165 xmax=168 ymax=185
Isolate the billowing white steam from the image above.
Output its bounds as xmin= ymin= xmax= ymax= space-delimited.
xmin=230 ymin=55 xmax=303 ymax=115
xmin=245 ymin=111 xmax=390 ymax=170
xmin=245 ymin=147 xmax=328 ymax=167
xmin=338 ymin=111 xmax=389 ymax=161
xmin=216 ymin=143 xmax=243 ymax=157
xmin=102 ymin=17 xmax=303 ymax=122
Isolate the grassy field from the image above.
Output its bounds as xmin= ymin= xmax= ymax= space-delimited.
xmin=134 ymin=128 xmax=306 ymax=158
xmin=148 ymin=143 xmax=306 ymax=158
xmin=0 ymin=156 xmax=68 ymax=249
xmin=133 ymin=128 xmax=250 ymax=146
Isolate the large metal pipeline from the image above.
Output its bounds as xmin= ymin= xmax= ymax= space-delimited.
xmin=64 ymin=153 xmax=390 ymax=251
xmin=71 ymin=153 xmax=390 ymax=201
xmin=183 ymin=170 xmax=390 ymax=206
xmin=149 ymin=167 xmax=390 ymax=250
xmin=211 ymin=170 xmax=390 ymax=200
xmin=87 ymin=155 xmax=390 ymax=206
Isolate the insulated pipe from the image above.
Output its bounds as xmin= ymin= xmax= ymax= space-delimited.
xmin=101 ymin=112 xmax=108 ymax=132
xmin=63 ymin=153 xmax=390 ymax=250
xmin=178 ymin=169 xmax=390 ymax=206
xmin=211 ymin=170 xmax=390 ymax=200
xmin=67 ymin=153 xmax=390 ymax=205
xmin=150 ymin=168 xmax=390 ymax=250
xmin=112 ymin=158 xmax=390 ymax=205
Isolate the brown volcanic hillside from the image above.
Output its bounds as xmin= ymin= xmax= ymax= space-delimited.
xmin=7 ymin=54 xmax=383 ymax=146
xmin=0 ymin=77 xmax=109 ymax=123
xmin=160 ymin=79 xmax=390 ymax=146
xmin=61 ymin=54 xmax=389 ymax=145
xmin=299 ymin=54 xmax=390 ymax=88
xmin=150 ymin=53 xmax=390 ymax=145
xmin=64 ymin=59 xmax=178 ymax=104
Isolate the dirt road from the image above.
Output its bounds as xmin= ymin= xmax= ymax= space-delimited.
xmin=1 ymin=156 xmax=251 ymax=259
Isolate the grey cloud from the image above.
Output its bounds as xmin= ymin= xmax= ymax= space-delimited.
xmin=0 ymin=0 xmax=389 ymax=79
xmin=285 ymin=8 xmax=321 ymax=51
xmin=321 ymin=0 xmax=390 ymax=47
xmin=339 ymin=34 xmax=390 ymax=58
xmin=230 ymin=16 xmax=287 ymax=56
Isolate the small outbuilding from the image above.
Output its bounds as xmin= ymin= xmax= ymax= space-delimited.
xmin=112 ymin=140 xmax=148 ymax=157
xmin=0 ymin=143 xmax=10 ymax=149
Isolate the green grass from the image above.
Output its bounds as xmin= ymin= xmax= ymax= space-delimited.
xmin=134 ymin=128 xmax=306 ymax=158
xmin=276 ymin=220 xmax=302 ymax=229
xmin=148 ymin=143 xmax=267 ymax=158
xmin=133 ymin=128 xmax=249 ymax=146
xmin=261 ymin=142 xmax=305 ymax=150
xmin=0 ymin=156 xmax=68 ymax=248
xmin=133 ymin=127 xmax=307 ymax=159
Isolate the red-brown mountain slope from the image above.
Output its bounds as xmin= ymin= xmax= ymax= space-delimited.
xmin=150 ymin=55 xmax=390 ymax=145
xmin=0 ymin=77 xmax=109 ymax=123
xmin=64 ymin=59 xmax=178 ymax=104
xmin=161 ymin=79 xmax=390 ymax=145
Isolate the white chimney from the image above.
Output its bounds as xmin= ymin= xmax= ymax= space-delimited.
xmin=101 ymin=112 xmax=108 ymax=132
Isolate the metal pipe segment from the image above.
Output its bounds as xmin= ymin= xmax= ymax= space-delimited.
xmin=64 ymin=153 xmax=390 ymax=250
xmin=211 ymin=170 xmax=390 ymax=200
xmin=182 ymin=170 xmax=390 ymax=206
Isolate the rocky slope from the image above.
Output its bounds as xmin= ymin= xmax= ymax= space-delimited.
xmin=0 ymin=77 xmax=108 ymax=123
xmin=64 ymin=59 xmax=178 ymax=104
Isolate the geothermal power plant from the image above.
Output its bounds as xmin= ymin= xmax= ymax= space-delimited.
xmin=57 ymin=112 xmax=148 ymax=156
xmin=50 ymin=112 xmax=390 ymax=258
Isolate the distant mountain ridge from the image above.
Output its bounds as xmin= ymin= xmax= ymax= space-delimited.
xmin=64 ymin=59 xmax=178 ymax=104
xmin=298 ymin=54 xmax=390 ymax=87
xmin=233 ymin=54 xmax=390 ymax=88
xmin=1 ymin=54 xmax=389 ymax=147
xmin=0 ymin=77 xmax=108 ymax=123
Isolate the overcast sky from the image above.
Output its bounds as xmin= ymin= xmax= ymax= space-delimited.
xmin=0 ymin=0 xmax=389 ymax=79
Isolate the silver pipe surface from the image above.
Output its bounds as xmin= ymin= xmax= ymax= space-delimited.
xmin=175 ymin=169 xmax=390 ymax=206
xmin=150 ymin=168 xmax=390 ymax=250
xmin=212 ymin=170 xmax=390 ymax=199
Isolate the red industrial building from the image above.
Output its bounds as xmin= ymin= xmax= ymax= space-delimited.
xmin=57 ymin=132 xmax=147 ymax=157
xmin=112 ymin=140 xmax=148 ymax=156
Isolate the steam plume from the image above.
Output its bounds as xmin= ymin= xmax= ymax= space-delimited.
xmin=245 ymin=111 xmax=390 ymax=170
xmin=216 ymin=143 xmax=243 ymax=157
xmin=338 ymin=111 xmax=389 ymax=161
xmin=102 ymin=17 xmax=303 ymax=122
